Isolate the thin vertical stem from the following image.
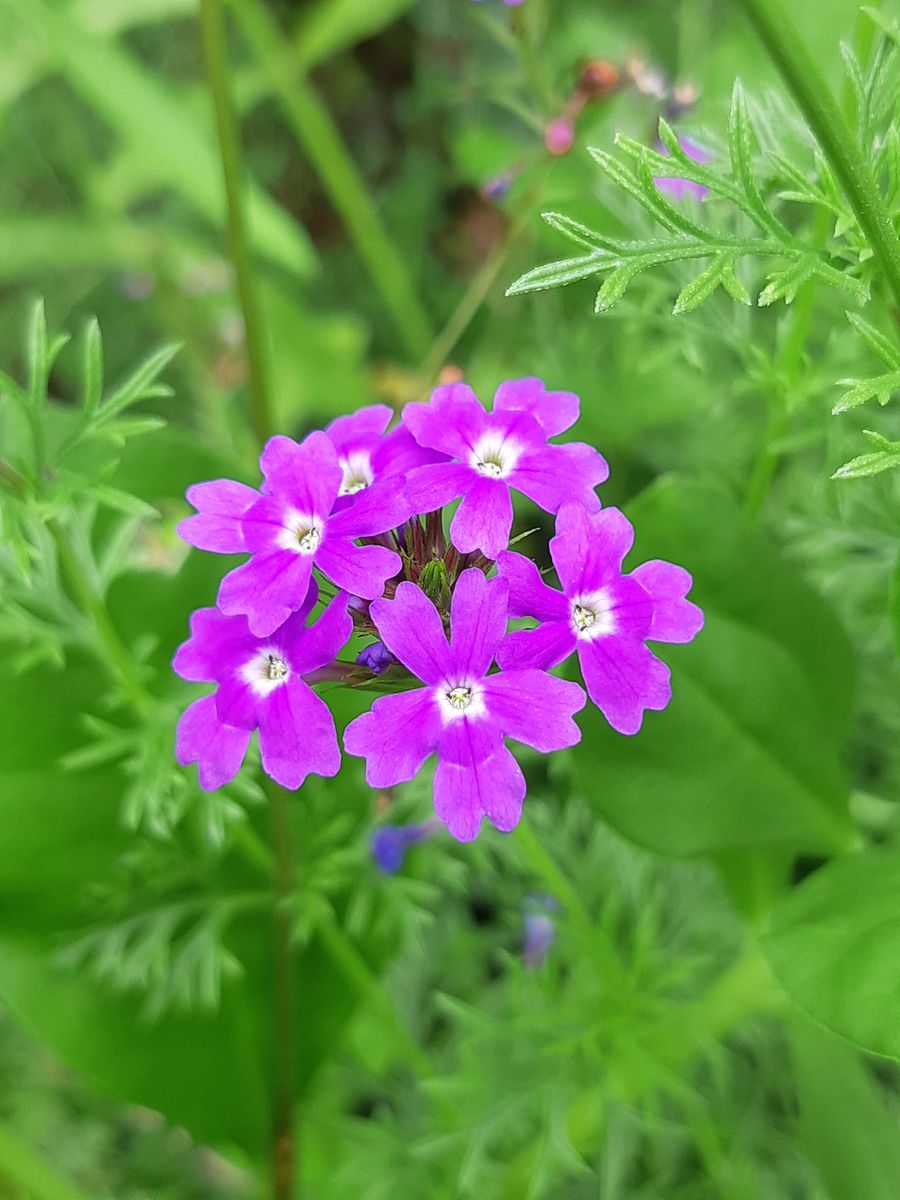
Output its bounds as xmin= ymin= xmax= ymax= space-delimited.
xmin=736 ymin=0 xmax=900 ymax=318
xmin=228 ymin=0 xmax=433 ymax=362
xmin=199 ymin=0 xmax=274 ymax=445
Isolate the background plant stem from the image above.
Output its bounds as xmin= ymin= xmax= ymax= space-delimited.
xmin=228 ymin=0 xmax=433 ymax=363
xmin=200 ymin=1 xmax=298 ymax=1192
xmin=736 ymin=0 xmax=900 ymax=320
xmin=199 ymin=0 xmax=273 ymax=445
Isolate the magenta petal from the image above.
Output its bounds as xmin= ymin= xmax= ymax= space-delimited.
xmin=173 ymin=607 xmax=255 ymax=682
xmin=578 ymin=636 xmax=671 ymax=735
xmin=492 ymin=377 xmax=580 ymax=437
xmin=406 ymin=462 xmax=472 ymax=513
xmin=178 ymin=480 xmax=260 ymax=553
xmin=374 ymin=425 xmax=448 ymax=478
xmin=214 ymin=674 xmax=260 ymax=731
xmin=497 ymin=621 xmax=576 ymax=671
xmin=550 ymin=503 xmax=634 ymax=594
xmin=327 ymin=475 xmax=410 ymax=537
xmin=369 ymin=581 xmax=452 ymax=685
xmin=510 ymin=442 xmax=607 ymax=516
xmin=315 ymin=537 xmax=400 ymax=601
xmin=176 ymin=695 xmax=251 ymax=791
xmin=434 ymin=745 xmax=525 ymax=842
xmin=217 ymin=550 xmax=313 ymax=638
xmin=438 ymin=712 xmax=503 ymax=767
xmin=630 ymin=561 xmax=704 ymax=644
xmin=283 ymin=593 xmax=352 ymax=675
xmin=326 ymin=403 xmax=392 ymax=451
xmin=258 ymin=677 xmax=340 ymax=789
xmin=495 ymin=551 xmax=569 ymax=621
xmin=343 ymin=688 xmax=441 ymax=787
xmin=449 ymin=477 xmax=513 ymax=557
xmin=449 ymin=569 xmax=509 ymax=679
xmin=603 ymin=576 xmax=654 ymax=640
xmin=259 ymin=431 xmax=342 ymax=516
xmin=402 ymin=383 xmax=486 ymax=458
xmin=483 ymin=669 xmax=584 ymax=752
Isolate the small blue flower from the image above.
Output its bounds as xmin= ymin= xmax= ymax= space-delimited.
xmin=371 ymin=819 xmax=441 ymax=873
xmin=523 ymin=895 xmax=559 ymax=968
xmin=356 ymin=640 xmax=394 ymax=675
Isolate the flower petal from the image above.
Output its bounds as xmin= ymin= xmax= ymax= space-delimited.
xmin=497 ymin=621 xmax=576 ymax=671
xmin=402 ymin=383 xmax=486 ymax=458
xmin=630 ymin=560 xmax=704 ymax=643
xmin=578 ymin=636 xmax=671 ymax=735
xmin=325 ymin=403 xmax=392 ymax=452
xmin=315 ymin=537 xmax=400 ymax=601
xmin=550 ymin=503 xmax=634 ymax=594
xmin=327 ymin=475 xmax=410 ymax=537
xmin=173 ymin=607 xmax=256 ymax=682
xmin=373 ymin=425 xmax=448 ymax=479
xmin=483 ymin=669 xmax=585 ymax=752
xmin=406 ymin=462 xmax=472 ymax=513
xmin=217 ymin=550 xmax=313 ymax=638
xmin=259 ymin=431 xmax=342 ymax=517
xmin=178 ymin=480 xmax=260 ymax=553
xmin=496 ymin=550 xmax=568 ymax=621
xmin=448 ymin=568 xmax=509 ymax=679
xmin=510 ymin=442 xmax=607 ymax=515
xmin=258 ymin=677 xmax=340 ymax=789
xmin=449 ymin=477 xmax=513 ymax=557
xmin=343 ymin=688 xmax=442 ymax=787
xmin=176 ymin=695 xmax=251 ymax=791
xmin=369 ymin=580 xmax=452 ymax=684
xmin=437 ymin=710 xmax=503 ymax=766
xmin=492 ymin=377 xmax=580 ymax=437
xmin=284 ymin=593 xmax=353 ymax=676
xmin=433 ymin=745 xmax=525 ymax=842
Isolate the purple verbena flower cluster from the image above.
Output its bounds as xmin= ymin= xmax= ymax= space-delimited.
xmin=174 ymin=378 xmax=702 ymax=842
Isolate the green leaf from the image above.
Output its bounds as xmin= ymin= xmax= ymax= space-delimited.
xmin=728 ymin=81 xmax=791 ymax=244
xmin=763 ymin=851 xmax=900 ymax=1059
xmin=672 ymin=252 xmax=749 ymax=314
xmin=88 ymin=483 xmax=159 ymax=518
xmin=791 ymin=1017 xmax=900 ymax=1200
xmin=846 ymin=311 xmax=900 ymax=370
xmin=833 ymin=371 xmax=900 ymax=413
xmin=506 ymin=252 xmax=610 ymax=296
xmin=81 ymin=318 xmax=103 ymax=417
xmin=570 ymin=479 xmax=855 ymax=860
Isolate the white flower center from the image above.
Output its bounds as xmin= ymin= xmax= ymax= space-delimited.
xmin=470 ymin=434 xmax=522 ymax=479
xmin=241 ymin=648 xmax=290 ymax=696
xmin=436 ymin=679 xmax=486 ymax=722
xmin=571 ymin=592 xmax=616 ymax=640
xmin=277 ymin=510 xmax=324 ymax=555
xmin=338 ymin=451 xmax=374 ymax=496
xmin=446 ymin=685 xmax=473 ymax=710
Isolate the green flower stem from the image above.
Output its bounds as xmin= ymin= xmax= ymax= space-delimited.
xmin=228 ymin=0 xmax=433 ymax=362
xmin=736 ymin=0 xmax=900 ymax=319
xmin=0 ymin=1117 xmax=95 ymax=1200
xmin=199 ymin=0 xmax=274 ymax=446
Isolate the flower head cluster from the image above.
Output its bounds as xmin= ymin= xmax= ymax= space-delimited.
xmin=174 ymin=377 xmax=702 ymax=842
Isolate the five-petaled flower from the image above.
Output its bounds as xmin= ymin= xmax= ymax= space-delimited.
xmin=497 ymin=502 xmax=703 ymax=734
xmin=174 ymin=586 xmax=351 ymax=791
xmin=178 ymin=430 xmax=410 ymax=636
xmin=403 ymin=378 xmax=608 ymax=558
xmin=344 ymin=569 xmax=586 ymax=841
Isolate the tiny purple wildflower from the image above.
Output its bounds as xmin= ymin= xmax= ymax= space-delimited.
xmin=174 ymin=587 xmax=351 ymax=791
xmin=371 ymin=818 xmax=441 ymax=873
xmin=524 ymin=897 xmax=558 ymax=968
xmin=402 ymin=378 xmax=608 ymax=559
xmin=497 ymin=502 xmax=703 ymax=734
xmin=344 ymin=569 xmax=586 ymax=842
xmin=544 ymin=119 xmax=575 ymax=156
xmin=356 ymin=640 xmax=394 ymax=675
xmin=325 ymin=403 xmax=444 ymax=511
xmin=178 ymin=430 xmax=410 ymax=637
xmin=653 ymin=134 xmax=711 ymax=201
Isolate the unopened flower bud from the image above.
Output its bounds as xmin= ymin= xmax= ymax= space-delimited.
xmin=355 ymin=641 xmax=394 ymax=675
xmin=544 ymin=119 xmax=575 ymax=156
xmin=577 ymin=59 xmax=620 ymax=99
xmin=420 ymin=559 xmax=451 ymax=609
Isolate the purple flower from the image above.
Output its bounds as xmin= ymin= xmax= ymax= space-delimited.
xmin=325 ymin=403 xmax=444 ymax=509
xmin=343 ymin=568 xmax=586 ymax=842
xmin=497 ymin=502 xmax=703 ymax=734
xmin=174 ymin=587 xmax=351 ymax=791
xmin=356 ymin=640 xmax=394 ymax=675
xmin=402 ymin=378 xmax=608 ymax=559
xmin=371 ymin=818 xmax=441 ymax=873
xmin=653 ymin=134 xmax=711 ymax=201
xmin=178 ymin=431 xmax=410 ymax=637
xmin=524 ymin=910 xmax=556 ymax=968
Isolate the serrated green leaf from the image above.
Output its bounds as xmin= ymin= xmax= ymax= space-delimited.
xmin=672 ymin=253 xmax=747 ymax=314
xmin=846 ymin=311 xmax=900 ymax=369
xmin=99 ymin=342 xmax=181 ymax=422
xmin=506 ymin=252 xmax=609 ymax=296
xmin=831 ymin=448 xmax=900 ymax=478
xmin=88 ymin=484 xmax=159 ymax=518
xmin=540 ymin=211 xmax=620 ymax=252
xmin=81 ymin=318 xmax=103 ymax=417
xmin=833 ymin=370 xmax=900 ymax=413
xmin=728 ymin=81 xmax=791 ymax=243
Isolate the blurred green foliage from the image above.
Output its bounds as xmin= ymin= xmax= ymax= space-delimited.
xmin=0 ymin=0 xmax=899 ymax=1198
